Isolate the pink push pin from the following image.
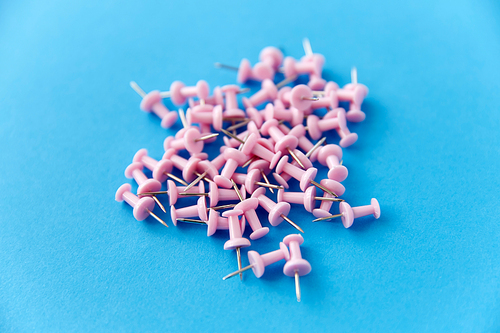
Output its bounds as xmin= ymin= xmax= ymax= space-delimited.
xmin=204 ymin=209 xmax=246 ymax=237
xmin=115 ymin=184 xmax=168 ymax=227
xmin=251 ymin=187 xmax=304 ymax=233
xmin=317 ymin=144 xmax=348 ymax=182
xmin=283 ymin=234 xmax=311 ymax=302
xmin=279 ymin=124 xmax=325 ymax=163
xmin=170 ymin=196 xmax=208 ymax=226
xmin=215 ymin=59 xmax=274 ymax=83
xmin=248 ymin=159 xmax=276 ymax=193
xmin=259 ymin=46 xmax=284 ymax=71
xmin=310 ymin=91 xmax=338 ymax=111
xmin=264 ymin=103 xmax=304 ymax=127
xmin=161 ymin=80 xmax=210 ymax=106
xmin=221 ymin=85 xmax=246 ymax=117
xmin=313 ymin=198 xmax=381 ymax=228
xmin=186 ymin=105 xmax=223 ymax=131
xmin=229 ymin=181 xmax=269 ymax=240
xmin=283 ymin=56 xmax=322 ymax=79
xmin=343 ymin=68 xmax=368 ymax=122
xmin=241 ymin=133 xmax=282 ymax=169
xmin=222 ymin=121 xmax=260 ymax=148
xmin=129 ymin=82 xmax=179 ymax=128
xmin=271 ymin=149 xmax=314 ymax=189
xmin=260 ymin=118 xmax=306 ymax=169
xmin=244 ymin=107 xmax=264 ymax=129
xmin=242 ymin=79 xmax=278 ymax=108
xmin=274 ymin=156 xmax=321 ymax=193
xmin=231 ymin=169 xmax=283 ymax=194
xmin=188 ymin=86 xmax=224 ymax=109
xmin=163 ymin=149 xmax=217 ymax=184
xmin=308 ymin=73 xmax=327 ymax=90
xmin=222 ymin=208 xmax=251 ymax=280
xmin=222 ymin=242 xmax=290 ymax=280
xmin=306 ymin=108 xmax=347 ymax=140
xmin=288 ymin=84 xmax=318 ymax=112
xmin=132 ymin=149 xmax=181 ymax=185
xmin=234 ymin=198 xmax=269 ymax=240
xmin=214 ymin=148 xmax=249 ymax=188
xmin=309 ymin=179 xmax=346 ymax=218
xmin=277 ymin=186 xmax=343 ymax=213
xmin=164 ymin=126 xmax=218 ymax=154
xmin=321 ymin=108 xmax=358 ymax=147
xmin=208 ymin=181 xmax=246 ymax=207
xmin=209 ymin=146 xmax=228 ymax=171
xmin=166 ymin=179 xmax=207 ymax=206
xmin=124 ymin=162 xmax=162 ymax=195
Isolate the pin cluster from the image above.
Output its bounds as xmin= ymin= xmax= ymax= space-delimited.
xmin=117 ymin=39 xmax=381 ymax=302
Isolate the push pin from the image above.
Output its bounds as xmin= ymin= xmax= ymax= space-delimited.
xmin=317 ymin=144 xmax=348 ymax=182
xmin=260 ymin=118 xmax=306 ymax=169
xmin=321 ymin=109 xmax=358 ymax=147
xmin=279 ymin=123 xmax=325 ymax=163
xmin=186 ymin=105 xmax=223 ymax=131
xmin=171 ymin=196 xmax=209 ymax=226
xmin=231 ymin=180 xmax=269 ymax=240
xmin=214 ymin=148 xmax=249 ymax=188
xmin=259 ymin=46 xmax=284 ymax=71
xmin=306 ymin=108 xmax=348 ymax=140
xmin=231 ymin=169 xmax=284 ymax=194
xmin=221 ymin=85 xmax=246 ymax=118
xmin=203 ymin=209 xmax=245 ymax=237
xmin=164 ymin=127 xmax=218 ymax=154
xmin=274 ymin=156 xmax=337 ymax=196
xmin=264 ymin=103 xmax=304 ymax=127
xmin=313 ymin=198 xmax=380 ymax=228
xmin=277 ymin=186 xmax=343 ymax=213
xmin=188 ymin=86 xmax=224 ymax=109
xmin=283 ymin=234 xmax=311 ymax=302
xmin=282 ymin=55 xmax=323 ymax=79
xmin=241 ymin=133 xmax=282 ymax=169
xmin=161 ymin=80 xmax=210 ymax=105
xmin=208 ymin=181 xmax=246 ymax=207
xmin=342 ymin=67 xmax=368 ymax=122
xmin=222 ymin=242 xmax=290 ymax=280
xmin=242 ymin=79 xmax=278 ymax=109
xmin=132 ymin=148 xmax=187 ymax=185
xmin=129 ymin=82 xmax=178 ymax=128
xmin=248 ymin=159 xmax=275 ymax=193
xmin=288 ymin=85 xmax=318 ymax=112
xmin=163 ymin=149 xmax=218 ymax=184
xmin=251 ymin=187 xmax=304 ymax=233
xmin=222 ymin=209 xmax=251 ymax=280
xmin=215 ymin=59 xmax=274 ymax=83
xmin=115 ymin=184 xmax=168 ymax=227
xmin=124 ymin=162 xmax=165 ymax=212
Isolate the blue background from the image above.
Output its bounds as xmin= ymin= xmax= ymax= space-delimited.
xmin=1 ymin=0 xmax=499 ymax=332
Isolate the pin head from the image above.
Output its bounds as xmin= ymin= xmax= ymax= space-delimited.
xmin=152 ymin=159 xmax=173 ymax=183
xmin=304 ymin=186 xmax=316 ymax=212
xmin=259 ymin=46 xmax=284 ymax=71
xmin=182 ymin=157 xmax=202 ymax=183
xmin=320 ymin=179 xmax=345 ymax=197
xmin=245 ymin=169 xmax=262 ymax=194
xmin=197 ymin=196 xmax=208 ymax=221
xmin=272 ymin=172 xmax=289 ymax=189
xmin=269 ymin=202 xmax=291 ymax=227
xmin=372 ymin=198 xmax=381 ymax=219
xmin=169 ymin=81 xmax=186 ymax=105
xmin=124 ymin=161 xmax=143 ymax=179
xmin=139 ymin=90 xmax=162 ymax=112
xmin=134 ymin=196 xmax=156 ymax=221
xmin=248 ymin=159 xmax=271 ymax=174
xmin=184 ymin=127 xmax=205 ymax=154
xmin=234 ymin=197 xmax=259 ymax=212
xmin=261 ymin=79 xmax=278 ymax=100
xmin=339 ymin=201 xmax=354 ymax=228
xmin=207 ymin=209 xmax=219 ymax=237
xmin=115 ymin=183 xmax=132 ymax=202
xmin=137 ymin=178 xmax=162 ymax=195
xmin=132 ymin=149 xmax=148 ymax=164
xmin=252 ymin=62 xmax=274 ymax=81
xmin=237 ymin=58 xmax=252 ymax=83
xmin=299 ymin=167 xmax=317 ymax=192
xmin=346 ymin=109 xmax=366 ymax=123
xmin=195 ymin=80 xmax=210 ymax=100
xmin=306 ymin=115 xmax=322 ymax=140
xmin=245 ymin=107 xmax=263 ymax=128
xmin=290 ymin=84 xmax=314 ymax=111
xmin=167 ymin=180 xmax=178 ymax=206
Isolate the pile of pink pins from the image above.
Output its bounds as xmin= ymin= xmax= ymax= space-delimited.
xmin=116 ymin=39 xmax=381 ymax=302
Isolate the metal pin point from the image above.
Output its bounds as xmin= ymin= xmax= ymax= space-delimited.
xmin=176 ymin=218 xmax=207 ymax=225
xmin=166 ymin=173 xmax=188 ymax=186
xmin=287 ymin=148 xmax=305 ymax=169
xmin=254 ymin=182 xmax=284 ymax=190
xmin=281 ymin=215 xmax=304 ymax=233
xmin=214 ymin=62 xmax=239 ymax=71
xmin=310 ymin=179 xmax=338 ymax=197
xmin=351 ymin=67 xmax=357 ymax=85
xmin=305 ymin=137 xmax=326 ymax=158
xmin=194 ymin=133 xmax=219 ymax=142
xmin=226 ymin=119 xmax=250 ymax=132
xmin=231 ymin=179 xmax=244 ymax=202
xmin=301 ymin=96 xmax=319 ymax=101
xmin=260 ymin=170 xmax=274 ymax=194
xmin=295 ymin=271 xmax=301 ymax=302
xmin=130 ymin=81 xmax=147 ymax=98
xmin=314 ymin=196 xmax=344 ymax=202
xmin=207 ymin=204 xmax=237 ymax=211
xmin=183 ymin=171 xmax=207 ymax=192
xmin=222 ymin=264 xmax=254 ymax=280
xmin=221 ymin=129 xmax=245 ymax=144
xmin=312 ymin=212 xmax=343 ymax=222
xmin=147 ymin=209 xmax=168 ymax=227
xmin=242 ymin=156 xmax=257 ymax=168
xmin=151 ymin=196 xmax=166 ymax=213
xmin=178 ymin=108 xmax=188 ymax=128
xmin=276 ymin=75 xmax=298 ymax=89
xmin=236 ymin=247 xmax=243 ymax=280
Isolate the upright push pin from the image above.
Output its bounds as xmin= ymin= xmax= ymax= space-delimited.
xmin=312 ymin=198 xmax=380 ymax=228
xmin=223 ymin=209 xmax=251 ymax=280
xmin=283 ymin=234 xmax=311 ymax=302
xmin=130 ymin=81 xmax=178 ymax=128
xmin=115 ymin=184 xmax=168 ymax=227
xmin=222 ymin=242 xmax=290 ymax=280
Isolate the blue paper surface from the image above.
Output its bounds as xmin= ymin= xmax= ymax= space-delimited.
xmin=1 ymin=0 xmax=499 ymax=331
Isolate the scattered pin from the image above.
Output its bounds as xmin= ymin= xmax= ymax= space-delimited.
xmin=115 ymin=184 xmax=168 ymax=227
xmin=283 ymin=234 xmax=311 ymax=302
xmin=194 ymin=133 xmax=219 ymax=142
xmin=183 ymin=171 xmax=208 ymax=192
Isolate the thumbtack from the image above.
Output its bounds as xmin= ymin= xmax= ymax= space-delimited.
xmin=241 ymin=133 xmax=282 ymax=169
xmin=320 ymin=108 xmax=358 ymax=147
xmin=129 ymin=81 xmax=178 ymax=128
xmin=242 ymin=79 xmax=278 ymax=109
xmin=260 ymin=118 xmax=305 ymax=169
xmin=183 ymin=171 xmax=208 ymax=192
xmin=132 ymin=148 xmax=187 ymax=185
xmin=163 ymin=149 xmax=218 ymax=184
xmin=317 ymin=144 xmax=348 ymax=182
xmin=115 ymin=184 xmax=168 ymax=227
xmin=124 ymin=162 xmax=165 ymax=212
xmin=160 ymin=80 xmax=210 ymax=105
xmin=282 ymin=55 xmax=323 ymax=79
xmin=170 ymin=196 xmax=209 ymax=226
xmin=223 ymin=242 xmax=290 ymax=280
xmin=277 ymin=186 xmax=343 ymax=213
xmin=251 ymin=187 xmax=304 ymax=233
xmin=248 ymin=159 xmax=275 ymax=194
xmin=214 ymin=148 xmax=249 ymax=188
xmin=306 ymin=108 xmax=347 ymax=140
xmin=312 ymin=198 xmax=380 ymax=228
xmin=215 ymin=59 xmax=274 ymax=83
xmin=209 ymin=181 xmax=246 ymax=207
xmin=186 ymin=105 xmax=223 ymax=132
xmin=222 ymin=209 xmax=251 ymax=280
xmin=231 ymin=180 xmax=269 ymax=240
xmin=283 ymin=234 xmax=311 ymax=302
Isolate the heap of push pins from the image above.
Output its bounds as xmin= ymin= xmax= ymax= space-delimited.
xmin=116 ymin=38 xmax=381 ymax=302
